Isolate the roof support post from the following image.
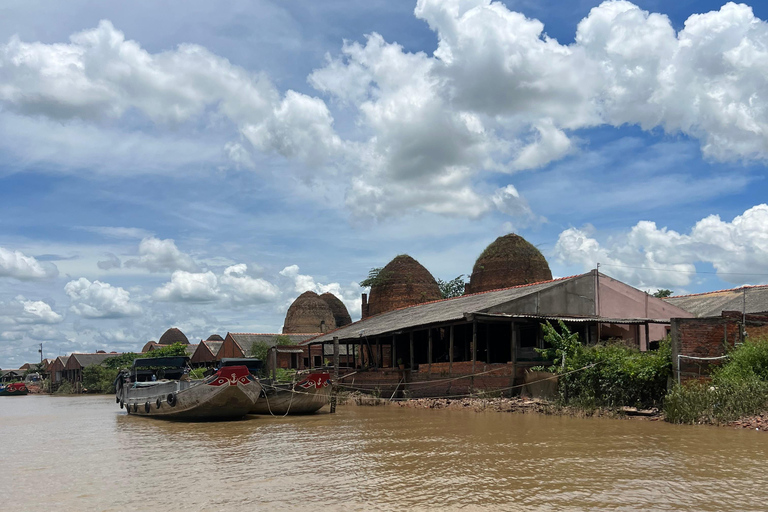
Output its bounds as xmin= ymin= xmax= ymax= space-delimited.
xmin=645 ymin=322 xmax=650 ymax=352
xmin=486 ymin=323 xmax=491 ymax=364
xmin=472 ymin=320 xmax=477 ymax=375
xmin=428 ymin=328 xmax=432 ymax=374
xmin=409 ymin=331 xmax=414 ymax=371
xmin=510 ymin=322 xmax=517 ymax=394
xmin=449 ymin=325 xmax=454 ymax=374
xmin=392 ymin=335 xmax=397 ymax=369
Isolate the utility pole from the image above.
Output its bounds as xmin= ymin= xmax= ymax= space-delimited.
xmin=39 ymin=343 xmax=43 ymax=363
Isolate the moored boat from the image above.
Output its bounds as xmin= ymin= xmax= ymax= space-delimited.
xmin=250 ymin=371 xmax=331 ymax=415
xmin=0 ymin=382 xmax=29 ymax=396
xmin=115 ymin=356 xmax=262 ymax=420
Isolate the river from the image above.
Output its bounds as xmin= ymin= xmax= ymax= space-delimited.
xmin=1 ymin=395 xmax=767 ymax=511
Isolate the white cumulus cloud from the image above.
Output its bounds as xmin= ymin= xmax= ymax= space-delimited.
xmin=2 ymin=3 xmax=768 ymax=221
xmin=220 ymin=264 xmax=280 ymax=304
xmin=153 ymin=270 xmax=220 ymax=303
xmin=0 ymin=246 xmax=58 ymax=280
xmin=124 ymin=237 xmax=198 ymax=273
xmin=65 ymin=277 xmax=142 ymax=318
xmin=555 ymin=204 xmax=768 ymax=289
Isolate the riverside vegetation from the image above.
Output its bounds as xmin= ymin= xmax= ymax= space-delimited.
xmin=55 ymin=343 xmax=190 ymax=395
xmin=534 ymin=321 xmax=671 ymax=411
xmin=665 ymin=337 xmax=768 ymax=425
xmin=536 ymin=321 xmax=768 ymax=426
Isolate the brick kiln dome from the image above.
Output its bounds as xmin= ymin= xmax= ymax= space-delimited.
xmin=206 ymin=334 xmax=224 ymax=341
xmin=158 ymin=327 xmax=189 ymax=345
xmin=319 ymin=293 xmax=352 ymax=328
xmin=141 ymin=341 xmax=158 ymax=353
xmin=366 ymin=255 xmax=442 ymax=317
xmin=466 ymin=234 xmax=552 ymax=294
xmin=283 ymin=291 xmax=336 ymax=334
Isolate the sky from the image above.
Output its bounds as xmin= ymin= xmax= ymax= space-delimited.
xmin=1 ymin=0 xmax=768 ymax=367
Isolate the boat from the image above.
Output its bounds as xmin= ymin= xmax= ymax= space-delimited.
xmin=115 ymin=356 xmax=262 ymax=420
xmin=251 ymin=371 xmax=332 ymax=415
xmin=213 ymin=358 xmax=331 ymax=415
xmin=0 ymin=382 xmax=29 ymax=396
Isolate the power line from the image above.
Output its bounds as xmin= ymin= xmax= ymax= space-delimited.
xmin=597 ymin=263 xmax=768 ymax=277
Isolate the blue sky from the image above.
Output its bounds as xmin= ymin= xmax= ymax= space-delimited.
xmin=1 ymin=0 xmax=768 ymax=367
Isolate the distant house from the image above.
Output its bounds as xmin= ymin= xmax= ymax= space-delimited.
xmin=226 ymin=333 xmax=319 ymax=369
xmin=49 ymin=356 xmax=69 ymax=384
xmin=0 ymin=369 xmax=24 ymax=382
xmin=62 ymin=353 xmax=118 ymax=384
xmin=189 ymin=341 xmax=223 ymax=367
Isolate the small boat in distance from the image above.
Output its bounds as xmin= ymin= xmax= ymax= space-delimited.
xmin=115 ymin=356 xmax=262 ymax=420
xmin=0 ymin=382 xmax=29 ymax=396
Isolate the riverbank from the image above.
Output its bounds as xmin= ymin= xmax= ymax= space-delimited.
xmin=350 ymin=394 xmax=663 ymax=420
xmin=378 ymin=395 xmax=768 ymax=432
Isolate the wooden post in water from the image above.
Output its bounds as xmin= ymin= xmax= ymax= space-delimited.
xmin=271 ymin=346 xmax=277 ymax=381
xmin=331 ymin=336 xmax=339 ymax=414
xmin=449 ymin=325 xmax=454 ymax=374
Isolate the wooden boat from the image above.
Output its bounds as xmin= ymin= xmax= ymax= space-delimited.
xmin=0 ymin=382 xmax=29 ymax=396
xmin=250 ymin=371 xmax=331 ymax=415
xmin=115 ymin=356 xmax=262 ymax=420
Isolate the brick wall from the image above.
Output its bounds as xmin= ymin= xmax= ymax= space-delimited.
xmin=671 ymin=311 xmax=768 ymax=382
xmin=337 ymin=361 xmax=540 ymax=398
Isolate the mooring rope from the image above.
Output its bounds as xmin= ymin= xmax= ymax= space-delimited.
xmin=334 ymin=362 xmax=601 ymax=400
xmin=260 ymin=377 xmax=297 ymax=417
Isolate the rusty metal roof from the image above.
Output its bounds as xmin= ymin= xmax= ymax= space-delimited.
xmin=665 ymin=285 xmax=768 ymax=317
xmin=469 ymin=312 xmax=673 ymax=324
xmin=307 ymin=275 xmax=580 ymax=344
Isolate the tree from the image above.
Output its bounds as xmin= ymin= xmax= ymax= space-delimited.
xmin=103 ymin=342 xmax=190 ymax=370
xmin=653 ymin=289 xmax=673 ymax=298
xmin=250 ymin=341 xmax=271 ymax=361
xmin=360 ymin=267 xmax=393 ymax=288
xmin=437 ymin=275 xmax=467 ymax=298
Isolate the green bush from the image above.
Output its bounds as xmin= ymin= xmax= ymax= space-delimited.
xmin=536 ymin=321 xmax=672 ymax=409
xmin=664 ymin=338 xmax=768 ymax=424
xmin=189 ymin=367 xmax=206 ymax=379
xmin=54 ymin=381 xmax=76 ymax=395
xmin=82 ymin=364 xmax=119 ymax=394
xmin=665 ymin=377 xmax=768 ymax=424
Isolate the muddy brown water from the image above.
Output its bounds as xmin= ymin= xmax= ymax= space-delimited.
xmin=2 ymin=395 xmax=767 ymax=511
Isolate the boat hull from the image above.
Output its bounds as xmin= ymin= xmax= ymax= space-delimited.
xmin=0 ymin=382 xmax=28 ymax=396
xmin=118 ymin=366 xmax=261 ymax=420
xmin=250 ymin=372 xmax=331 ymax=415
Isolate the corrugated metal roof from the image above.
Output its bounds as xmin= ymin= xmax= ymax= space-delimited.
xmin=665 ymin=285 xmax=768 ymax=318
xmin=204 ymin=341 xmax=223 ymax=353
xmin=230 ymin=333 xmax=317 ymax=348
xmin=471 ymin=313 xmax=673 ymax=324
xmin=69 ymin=353 xmax=116 ymax=367
xmin=275 ymin=347 xmax=304 ymax=354
xmin=307 ymin=275 xmax=578 ymax=344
